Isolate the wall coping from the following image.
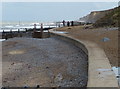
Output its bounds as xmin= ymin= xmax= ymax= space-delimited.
xmin=49 ymin=30 xmax=118 ymax=87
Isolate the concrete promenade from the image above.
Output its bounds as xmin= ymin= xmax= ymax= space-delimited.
xmin=50 ymin=29 xmax=119 ymax=87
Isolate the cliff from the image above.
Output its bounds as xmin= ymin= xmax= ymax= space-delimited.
xmin=79 ymin=7 xmax=117 ymax=25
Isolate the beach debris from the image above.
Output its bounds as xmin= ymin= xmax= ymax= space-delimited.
xmin=102 ymin=37 xmax=110 ymax=42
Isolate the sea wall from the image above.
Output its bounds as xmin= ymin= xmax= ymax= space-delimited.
xmin=50 ymin=30 xmax=118 ymax=87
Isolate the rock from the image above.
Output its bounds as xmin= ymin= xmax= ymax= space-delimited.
xmin=28 ymin=65 xmax=31 ymax=69
xmin=13 ymin=78 xmax=16 ymax=80
xmin=54 ymin=73 xmax=63 ymax=82
xmin=46 ymin=66 xmax=49 ymax=69
xmin=24 ymin=86 xmax=28 ymax=88
xmin=3 ymin=80 xmax=7 ymax=83
xmin=36 ymin=85 xmax=40 ymax=88
xmin=11 ymin=62 xmax=15 ymax=65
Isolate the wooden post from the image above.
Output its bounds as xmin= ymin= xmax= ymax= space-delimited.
xmin=34 ymin=24 xmax=36 ymax=32
xmin=2 ymin=30 xmax=5 ymax=39
xmin=25 ymin=28 xmax=27 ymax=32
xmin=5 ymin=34 xmax=7 ymax=40
xmin=10 ymin=29 xmax=13 ymax=38
xmin=18 ymin=29 xmax=20 ymax=33
xmin=3 ymin=30 xmax=4 ymax=33
xmin=10 ymin=29 xmax=12 ymax=33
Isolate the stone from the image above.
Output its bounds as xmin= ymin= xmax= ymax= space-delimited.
xmin=36 ymin=85 xmax=40 ymax=88
xmin=54 ymin=73 xmax=63 ymax=82
xmin=46 ymin=66 xmax=49 ymax=69
xmin=11 ymin=62 xmax=15 ymax=65
xmin=24 ymin=86 xmax=28 ymax=88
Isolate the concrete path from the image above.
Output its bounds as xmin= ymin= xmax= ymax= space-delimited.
xmin=50 ymin=30 xmax=119 ymax=87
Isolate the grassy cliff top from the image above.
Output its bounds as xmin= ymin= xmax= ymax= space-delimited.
xmin=93 ymin=6 xmax=120 ymax=27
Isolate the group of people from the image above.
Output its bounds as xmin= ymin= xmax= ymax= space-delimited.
xmin=62 ymin=20 xmax=74 ymax=27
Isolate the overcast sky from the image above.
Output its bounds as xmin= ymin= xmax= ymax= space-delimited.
xmin=2 ymin=2 xmax=118 ymax=22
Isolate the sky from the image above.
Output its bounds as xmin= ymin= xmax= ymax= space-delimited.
xmin=2 ymin=2 xmax=118 ymax=22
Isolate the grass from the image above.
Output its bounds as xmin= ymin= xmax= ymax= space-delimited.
xmin=93 ymin=6 xmax=120 ymax=27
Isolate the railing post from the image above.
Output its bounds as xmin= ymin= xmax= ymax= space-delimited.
xmin=10 ymin=29 xmax=12 ymax=33
xmin=10 ymin=29 xmax=13 ymax=38
xmin=18 ymin=29 xmax=20 ymax=33
xmin=3 ymin=30 xmax=4 ymax=33
xmin=25 ymin=28 xmax=27 ymax=32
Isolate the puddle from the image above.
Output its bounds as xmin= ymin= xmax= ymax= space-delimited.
xmin=97 ymin=67 xmax=120 ymax=85
xmin=97 ymin=68 xmax=114 ymax=78
xmin=52 ymin=31 xmax=68 ymax=34
xmin=112 ymin=67 xmax=120 ymax=86
xmin=36 ymin=30 xmax=49 ymax=33
xmin=112 ymin=67 xmax=120 ymax=79
xmin=0 ymin=39 xmax=6 ymax=41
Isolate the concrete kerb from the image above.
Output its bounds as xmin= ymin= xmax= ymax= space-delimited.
xmin=49 ymin=29 xmax=118 ymax=87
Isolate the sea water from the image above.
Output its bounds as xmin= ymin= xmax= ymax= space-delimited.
xmin=0 ymin=22 xmax=60 ymax=32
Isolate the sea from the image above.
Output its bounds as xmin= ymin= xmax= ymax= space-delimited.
xmin=0 ymin=22 xmax=63 ymax=33
xmin=0 ymin=22 xmax=63 ymax=41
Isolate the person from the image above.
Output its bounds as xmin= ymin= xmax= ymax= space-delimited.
xmin=71 ymin=21 xmax=74 ymax=26
xmin=62 ymin=20 xmax=65 ymax=27
xmin=67 ymin=21 xmax=70 ymax=27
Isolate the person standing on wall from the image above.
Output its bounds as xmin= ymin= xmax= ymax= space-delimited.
xmin=71 ymin=21 xmax=74 ymax=26
xmin=67 ymin=21 xmax=70 ymax=27
xmin=62 ymin=20 xmax=65 ymax=27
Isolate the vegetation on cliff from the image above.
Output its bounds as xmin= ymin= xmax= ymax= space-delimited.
xmin=93 ymin=6 xmax=120 ymax=27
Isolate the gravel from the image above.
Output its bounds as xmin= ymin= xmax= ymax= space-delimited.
xmin=2 ymin=37 xmax=88 ymax=87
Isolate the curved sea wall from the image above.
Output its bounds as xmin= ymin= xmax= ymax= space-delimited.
xmin=50 ymin=30 xmax=118 ymax=87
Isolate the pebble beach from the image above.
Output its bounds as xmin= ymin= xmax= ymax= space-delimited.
xmin=2 ymin=37 xmax=88 ymax=87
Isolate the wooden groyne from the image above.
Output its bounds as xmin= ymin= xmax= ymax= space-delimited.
xmin=1 ymin=29 xmax=50 ymax=39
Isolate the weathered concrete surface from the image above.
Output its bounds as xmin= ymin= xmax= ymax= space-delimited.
xmin=2 ymin=37 xmax=88 ymax=87
xmin=50 ymin=30 xmax=118 ymax=87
